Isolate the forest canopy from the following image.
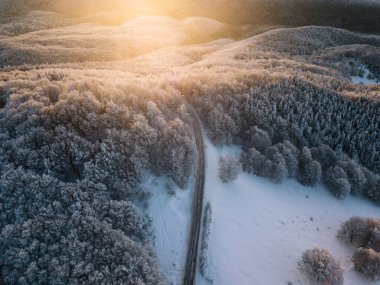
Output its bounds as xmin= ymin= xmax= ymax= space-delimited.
xmin=0 ymin=69 xmax=196 ymax=284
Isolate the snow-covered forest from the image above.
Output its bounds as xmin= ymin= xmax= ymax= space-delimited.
xmin=0 ymin=0 xmax=379 ymax=284
xmin=0 ymin=68 xmax=198 ymax=284
xmin=186 ymin=26 xmax=380 ymax=202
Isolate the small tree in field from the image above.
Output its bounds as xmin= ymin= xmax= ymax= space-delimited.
xmin=298 ymin=248 xmax=343 ymax=285
xmin=337 ymin=216 xmax=380 ymax=248
xmin=352 ymin=248 xmax=380 ymax=281
xmin=219 ymin=156 xmax=242 ymax=183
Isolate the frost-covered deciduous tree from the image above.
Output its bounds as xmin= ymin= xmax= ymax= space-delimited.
xmin=352 ymin=248 xmax=380 ymax=281
xmin=364 ymin=174 xmax=380 ymax=202
xmin=243 ymin=126 xmax=272 ymax=152
xmin=323 ymin=166 xmax=351 ymax=199
xmin=276 ymin=141 xmax=299 ymax=178
xmin=311 ymin=145 xmax=338 ymax=171
xmin=298 ymin=248 xmax=343 ymax=285
xmin=337 ymin=216 xmax=380 ymax=248
xmin=157 ymin=118 xmax=196 ymax=188
xmin=297 ymin=147 xmax=322 ymax=187
xmin=206 ymin=104 xmax=239 ymax=145
xmin=219 ymin=155 xmax=242 ymax=183
xmin=338 ymin=160 xmax=367 ymax=196
xmin=264 ymin=146 xmax=289 ymax=183
xmin=241 ymin=147 xmax=266 ymax=177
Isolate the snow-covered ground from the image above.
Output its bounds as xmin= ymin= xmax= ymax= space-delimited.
xmin=351 ymin=66 xmax=379 ymax=84
xmin=143 ymin=175 xmax=194 ymax=285
xmin=196 ymin=137 xmax=380 ymax=285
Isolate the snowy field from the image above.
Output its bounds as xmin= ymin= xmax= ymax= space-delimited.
xmin=194 ymin=137 xmax=380 ymax=285
xmin=143 ymin=175 xmax=194 ymax=285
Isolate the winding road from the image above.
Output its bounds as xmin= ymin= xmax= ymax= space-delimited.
xmin=183 ymin=104 xmax=206 ymax=285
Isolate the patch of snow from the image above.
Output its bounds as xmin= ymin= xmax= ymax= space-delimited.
xmin=351 ymin=66 xmax=379 ymax=84
xmin=196 ymin=137 xmax=380 ymax=285
xmin=143 ymin=175 xmax=194 ymax=285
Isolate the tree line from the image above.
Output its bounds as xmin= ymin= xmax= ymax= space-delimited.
xmin=187 ymin=60 xmax=379 ymax=201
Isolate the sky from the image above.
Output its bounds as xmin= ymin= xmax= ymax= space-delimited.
xmin=1 ymin=0 xmax=377 ymax=35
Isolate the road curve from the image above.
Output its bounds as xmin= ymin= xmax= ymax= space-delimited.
xmin=183 ymin=104 xmax=206 ymax=285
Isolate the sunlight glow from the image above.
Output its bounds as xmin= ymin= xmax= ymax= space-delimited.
xmin=47 ymin=0 xmax=191 ymax=19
